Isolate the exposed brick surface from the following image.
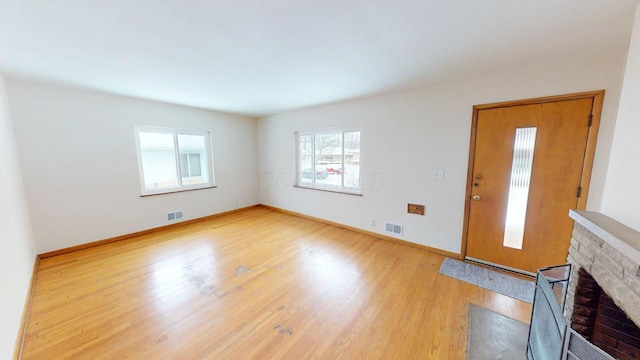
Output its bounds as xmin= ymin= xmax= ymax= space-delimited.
xmin=597 ymin=313 xmax=623 ymax=330
xmin=570 ymin=266 xmax=640 ymax=359
xmin=599 ymin=303 xmax=634 ymax=322
xmin=572 ymin=304 xmax=596 ymax=317
xmin=594 ymin=322 xmax=640 ymax=347
xmin=619 ymin=341 xmax=640 ymax=359
xmin=623 ymin=322 xmax=640 ymax=339
xmin=609 ymin=347 xmax=637 ymax=360
xmin=571 ymin=269 xmax=600 ymax=341
xmin=592 ymin=331 xmax=618 ymax=348
xmin=599 ymin=293 xmax=617 ymax=307
xmin=571 ymin=324 xmax=590 ymax=336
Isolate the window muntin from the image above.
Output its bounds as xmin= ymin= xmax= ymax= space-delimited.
xmin=135 ymin=126 xmax=214 ymax=195
xmin=296 ymin=129 xmax=361 ymax=194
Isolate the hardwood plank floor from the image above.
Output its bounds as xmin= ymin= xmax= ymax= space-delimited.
xmin=22 ymin=206 xmax=532 ymax=359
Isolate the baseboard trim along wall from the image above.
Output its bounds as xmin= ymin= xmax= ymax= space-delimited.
xmin=13 ymin=256 xmax=40 ymax=360
xmin=38 ymin=205 xmax=260 ymax=259
xmin=39 ymin=204 xmax=461 ymax=260
xmin=258 ymin=204 xmax=461 ymax=259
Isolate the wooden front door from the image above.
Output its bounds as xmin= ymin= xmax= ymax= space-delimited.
xmin=463 ymin=92 xmax=603 ymax=274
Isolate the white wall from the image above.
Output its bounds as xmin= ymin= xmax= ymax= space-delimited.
xmin=0 ymin=75 xmax=36 ymax=359
xmin=6 ymin=79 xmax=259 ymax=254
xmin=258 ymin=54 xmax=627 ymax=254
xmin=602 ymin=4 xmax=640 ymax=232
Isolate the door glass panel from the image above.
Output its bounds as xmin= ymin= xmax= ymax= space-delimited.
xmin=503 ymin=127 xmax=537 ymax=250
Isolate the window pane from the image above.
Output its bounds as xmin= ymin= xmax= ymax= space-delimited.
xmin=299 ymin=135 xmax=313 ymax=184
xmin=503 ymin=127 xmax=537 ymax=250
xmin=315 ymin=133 xmax=341 ymax=185
xmin=180 ymin=153 xmax=189 ymax=176
xmin=296 ymin=129 xmax=361 ymax=194
xmin=343 ymin=131 xmax=360 ymax=189
xmin=139 ymin=132 xmax=179 ymax=191
xmin=189 ymin=154 xmax=201 ymax=176
xmin=177 ymin=134 xmax=208 ymax=185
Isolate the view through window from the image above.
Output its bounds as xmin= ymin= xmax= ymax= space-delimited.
xmin=296 ymin=129 xmax=361 ymax=194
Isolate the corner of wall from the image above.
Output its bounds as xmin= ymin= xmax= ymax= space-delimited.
xmin=600 ymin=3 xmax=640 ymax=231
xmin=0 ymin=73 xmax=37 ymax=360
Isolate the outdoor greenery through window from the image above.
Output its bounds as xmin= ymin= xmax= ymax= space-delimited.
xmin=135 ymin=126 xmax=214 ymax=195
xmin=296 ymin=129 xmax=361 ymax=194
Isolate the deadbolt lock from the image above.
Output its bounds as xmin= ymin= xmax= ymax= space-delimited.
xmin=475 ymin=175 xmax=483 ymax=180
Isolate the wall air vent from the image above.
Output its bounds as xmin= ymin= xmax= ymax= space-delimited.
xmin=167 ymin=210 xmax=184 ymax=222
xmin=385 ymin=222 xmax=403 ymax=236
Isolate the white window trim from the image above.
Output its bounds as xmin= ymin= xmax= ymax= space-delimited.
xmin=295 ymin=127 xmax=362 ymax=195
xmin=135 ymin=125 xmax=216 ymax=196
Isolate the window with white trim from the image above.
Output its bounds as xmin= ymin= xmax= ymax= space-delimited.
xmin=295 ymin=128 xmax=361 ymax=194
xmin=135 ymin=126 xmax=215 ymax=195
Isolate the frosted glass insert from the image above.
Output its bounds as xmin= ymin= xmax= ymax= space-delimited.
xmin=503 ymin=127 xmax=537 ymax=250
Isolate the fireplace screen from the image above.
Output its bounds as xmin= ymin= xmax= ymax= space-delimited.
xmin=526 ymin=264 xmax=615 ymax=360
xmin=562 ymin=328 xmax=617 ymax=360
xmin=527 ymin=264 xmax=571 ymax=359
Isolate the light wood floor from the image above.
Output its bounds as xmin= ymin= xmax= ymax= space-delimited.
xmin=21 ymin=206 xmax=532 ymax=359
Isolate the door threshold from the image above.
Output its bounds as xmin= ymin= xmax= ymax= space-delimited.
xmin=465 ymin=257 xmax=536 ymax=278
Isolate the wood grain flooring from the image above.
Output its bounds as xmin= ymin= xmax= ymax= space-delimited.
xmin=21 ymin=206 xmax=532 ymax=359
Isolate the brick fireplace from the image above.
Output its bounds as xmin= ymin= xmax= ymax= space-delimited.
xmin=565 ymin=210 xmax=640 ymax=360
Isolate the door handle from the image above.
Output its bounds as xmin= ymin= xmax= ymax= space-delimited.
xmin=472 ymin=195 xmax=481 ymax=201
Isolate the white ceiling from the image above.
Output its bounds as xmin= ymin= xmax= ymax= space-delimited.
xmin=0 ymin=0 xmax=638 ymax=116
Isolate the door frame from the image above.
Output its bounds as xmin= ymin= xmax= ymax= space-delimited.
xmin=460 ymin=90 xmax=605 ymax=261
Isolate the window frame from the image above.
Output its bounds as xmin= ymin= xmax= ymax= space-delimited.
xmin=294 ymin=127 xmax=362 ymax=195
xmin=135 ymin=126 xmax=216 ymax=196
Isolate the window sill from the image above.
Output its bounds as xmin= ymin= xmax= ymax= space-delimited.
xmin=140 ymin=185 xmax=217 ymax=197
xmin=293 ymin=185 xmax=362 ymax=196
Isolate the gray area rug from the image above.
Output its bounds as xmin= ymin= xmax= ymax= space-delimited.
xmin=467 ymin=304 xmax=529 ymax=360
xmin=439 ymin=258 xmax=534 ymax=303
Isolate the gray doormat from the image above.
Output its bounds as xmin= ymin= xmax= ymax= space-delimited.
xmin=467 ymin=304 xmax=529 ymax=360
xmin=439 ymin=258 xmax=534 ymax=303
